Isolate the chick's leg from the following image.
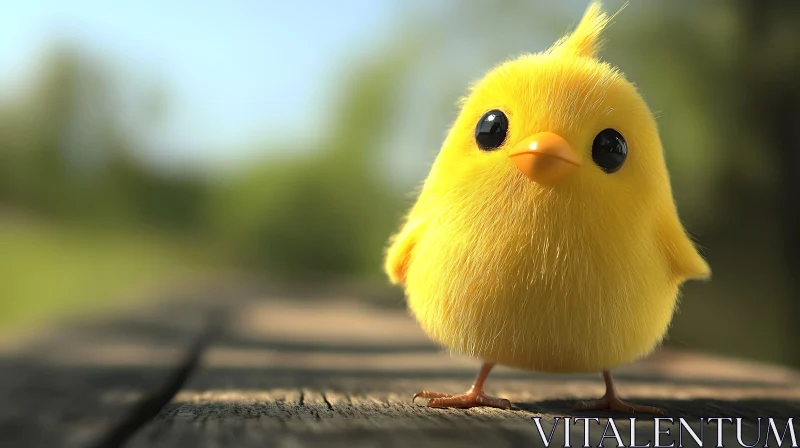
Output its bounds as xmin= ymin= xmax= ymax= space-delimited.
xmin=413 ymin=362 xmax=511 ymax=409
xmin=573 ymin=370 xmax=662 ymax=415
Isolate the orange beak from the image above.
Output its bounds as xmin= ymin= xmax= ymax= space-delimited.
xmin=508 ymin=132 xmax=581 ymax=184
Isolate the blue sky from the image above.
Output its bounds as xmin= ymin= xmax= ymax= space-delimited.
xmin=0 ymin=0 xmax=396 ymax=167
xmin=0 ymin=0 xmax=627 ymax=173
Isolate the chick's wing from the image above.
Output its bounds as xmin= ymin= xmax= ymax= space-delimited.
xmin=658 ymin=211 xmax=711 ymax=283
xmin=384 ymin=216 xmax=426 ymax=286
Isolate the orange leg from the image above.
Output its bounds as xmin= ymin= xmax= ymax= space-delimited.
xmin=573 ymin=370 xmax=662 ymax=415
xmin=412 ymin=362 xmax=511 ymax=409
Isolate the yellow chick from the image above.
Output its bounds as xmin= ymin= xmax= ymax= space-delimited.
xmin=384 ymin=2 xmax=710 ymax=414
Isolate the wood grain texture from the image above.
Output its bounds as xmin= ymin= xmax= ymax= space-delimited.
xmin=127 ymin=297 xmax=800 ymax=448
xmin=0 ymin=290 xmax=228 ymax=448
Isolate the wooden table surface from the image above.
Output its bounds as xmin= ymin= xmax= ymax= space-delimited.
xmin=3 ymin=286 xmax=799 ymax=448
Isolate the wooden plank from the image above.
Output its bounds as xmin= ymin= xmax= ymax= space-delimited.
xmin=129 ymin=297 xmax=800 ymax=447
xmin=0 ymin=288 xmax=230 ymax=448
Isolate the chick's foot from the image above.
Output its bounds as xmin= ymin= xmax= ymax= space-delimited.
xmin=413 ymin=390 xmax=512 ymax=409
xmin=411 ymin=362 xmax=512 ymax=410
xmin=573 ymin=370 xmax=663 ymax=415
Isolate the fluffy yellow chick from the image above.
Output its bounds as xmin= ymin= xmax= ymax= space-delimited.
xmin=384 ymin=2 xmax=710 ymax=414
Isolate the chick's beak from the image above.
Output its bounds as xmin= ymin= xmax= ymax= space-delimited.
xmin=509 ymin=132 xmax=581 ymax=184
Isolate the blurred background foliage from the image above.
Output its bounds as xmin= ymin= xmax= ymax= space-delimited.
xmin=1 ymin=1 xmax=798 ymax=367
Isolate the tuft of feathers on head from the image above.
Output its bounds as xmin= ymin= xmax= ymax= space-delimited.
xmin=548 ymin=1 xmax=627 ymax=60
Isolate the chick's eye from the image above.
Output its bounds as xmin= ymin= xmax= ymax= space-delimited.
xmin=592 ymin=128 xmax=627 ymax=173
xmin=475 ymin=109 xmax=508 ymax=151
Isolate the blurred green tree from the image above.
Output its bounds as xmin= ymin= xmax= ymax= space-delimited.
xmin=0 ymin=42 xmax=209 ymax=232
xmin=206 ymin=39 xmax=428 ymax=279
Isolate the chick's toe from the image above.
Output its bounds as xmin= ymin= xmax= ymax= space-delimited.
xmin=412 ymin=391 xmax=453 ymax=401
xmin=413 ymin=390 xmax=512 ymax=410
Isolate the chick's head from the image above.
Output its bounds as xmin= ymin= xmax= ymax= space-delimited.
xmin=432 ymin=3 xmax=671 ymax=218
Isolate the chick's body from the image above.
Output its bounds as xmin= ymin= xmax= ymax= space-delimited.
xmin=386 ymin=3 xmax=710 ymax=411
